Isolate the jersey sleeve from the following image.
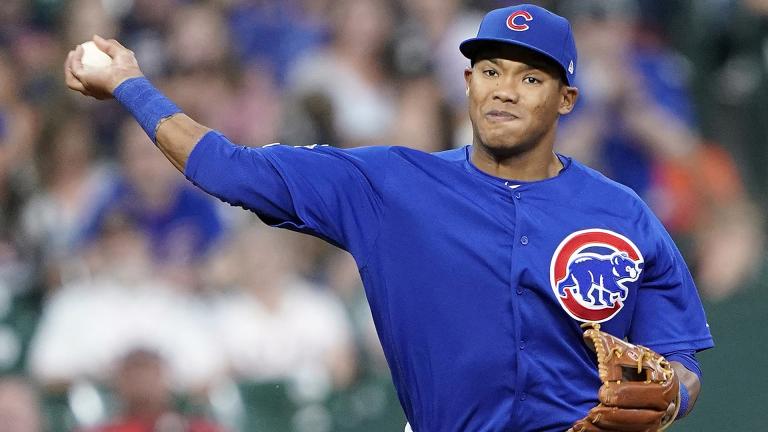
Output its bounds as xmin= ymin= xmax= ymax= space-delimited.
xmin=628 ymin=208 xmax=714 ymax=354
xmin=183 ymin=131 xmax=388 ymax=262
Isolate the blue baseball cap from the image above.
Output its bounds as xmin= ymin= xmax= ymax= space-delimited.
xmin=460 ymin=4 xmax=577 ymax=85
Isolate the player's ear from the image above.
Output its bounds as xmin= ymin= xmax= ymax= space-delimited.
xmin=464 ymin=68 xmax=473 ymax=96
xmin=558 ymin=84 xmax=579 ymax=115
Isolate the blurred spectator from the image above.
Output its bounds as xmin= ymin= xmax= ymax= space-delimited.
xmin=283 ymin=0 xmax=398 ymax=147
xmin=27 ymin=215 xmax=226 ymax=393
xmin=390 ymin=77 xmax=455 ymax=152
xmin=225 ymin=0 xmax=329 ymax=87
xmin=63 ymin=0 xmax=118 ymax=49
xmin=686 ymin=0 xmax=768 ymax=205
xmin=11 ymin=29 xmax=62 ymax=110
xmin=0 ymin=238 xmax=33 ymax=330
xmin=558 ymin=0 xmax=698 ymax=194
xmin=389 ymin=0 xmax=482 ymax=148
xmin=21 ymin=113 xmax=112 ymax=288
xmin=557 ymin=0 xmax=764 ymax=299
xmin=163 ymin=2 xmax=282 ymax=147
xmin=0 ymin=50 xmax=38 ymax=308
xmin=206 ymin=221 xmax=356 ymax=396
xmin=0 ymin=1 xmax=30 ymax=46
xmin=86 ymin=348 xmax=224 ymax=432
xmin=78 ymin=119 xmax=224 ymax=282
xmin=324 ymin=250 xmax=389 ymax=374
xmin=0 ymin=375 xmax=43 ymax=432
xmin=119 ymin=0 xmax=178 ymax=78
xmin=392 ymin=0 xmax=481 ymax=107
xmin=0 ymin=51 xmax=39 ymax=232
xmin=167 ymin=2 xmax=231 ymax=75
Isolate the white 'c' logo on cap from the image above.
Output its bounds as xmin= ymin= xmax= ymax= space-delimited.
xmin=507 ymin=11 xmax=534 ymax=32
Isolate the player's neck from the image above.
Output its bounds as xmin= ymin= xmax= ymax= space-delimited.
xmin=470 ymin=142 xmax=563 ymax=182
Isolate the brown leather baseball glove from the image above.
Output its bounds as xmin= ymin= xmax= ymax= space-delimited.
xmin=568 ymin=323 xmax=680 ymax=432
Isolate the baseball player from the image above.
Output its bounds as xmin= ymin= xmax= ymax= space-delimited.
xmin=64 ymin=4 xmax=713 ymax=431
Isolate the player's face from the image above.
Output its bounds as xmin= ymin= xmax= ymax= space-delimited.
xmin=464 ymin=45 xmax=578 ymax=158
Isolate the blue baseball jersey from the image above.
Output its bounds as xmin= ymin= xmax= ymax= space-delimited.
xmin=184 ymin=132 xmax=713 ymax=432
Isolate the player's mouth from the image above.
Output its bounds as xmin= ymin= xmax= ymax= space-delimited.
xmin=485 ymin=110 xmax=519 ymax=122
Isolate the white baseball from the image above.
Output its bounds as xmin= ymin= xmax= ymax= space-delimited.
xmin=80 ymin=41 xmax=112 ymax=69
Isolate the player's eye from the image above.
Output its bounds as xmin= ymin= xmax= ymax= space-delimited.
xmin=483 ymin=69 xmax=499 ymax=78
xmin=523 ymin=76 xmax=541 ymax=84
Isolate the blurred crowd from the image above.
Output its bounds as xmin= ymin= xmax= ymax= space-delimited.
xmin=0 ymin=0 xmax=766 ymax=431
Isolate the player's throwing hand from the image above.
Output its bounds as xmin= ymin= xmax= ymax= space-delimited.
xmin=64 ymin=35 xmax=144 ymax=100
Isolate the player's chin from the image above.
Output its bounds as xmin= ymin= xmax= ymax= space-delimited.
xmin=479 ymin=134 xmax=531 ymax=157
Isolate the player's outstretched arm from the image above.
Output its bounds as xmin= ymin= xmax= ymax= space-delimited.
xmin=64 ymin=35 xmax=209 ymax=172
xmin=66 ymin=36 xmax=385 ymax=254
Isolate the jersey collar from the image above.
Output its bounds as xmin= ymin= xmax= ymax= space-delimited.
xmin=462 ymin=145 xmax=573 ymax=187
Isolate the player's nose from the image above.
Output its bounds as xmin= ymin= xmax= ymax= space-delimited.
xmin=491 ymin=82 xmax=520 ymax=104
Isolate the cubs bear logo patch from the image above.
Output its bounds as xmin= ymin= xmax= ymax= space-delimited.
xmin=550 ymin=229 xmax=643 ymax=323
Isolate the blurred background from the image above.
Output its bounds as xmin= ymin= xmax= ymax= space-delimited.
xmin=0 ymin=0 xmax=766 ymax=430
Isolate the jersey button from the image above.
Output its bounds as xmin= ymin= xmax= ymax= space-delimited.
xmin=516 ymin=288 xmax=523 ymax=295
xmin=514 ymin=192 xmax=521 ymax=199
xmin=520 ymin=393 xmax=527 ymax=401
xmin=520 ymin=235 xmax=529 ymax=245
xmin=519 ymin=340 xmax=526 ymax=350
